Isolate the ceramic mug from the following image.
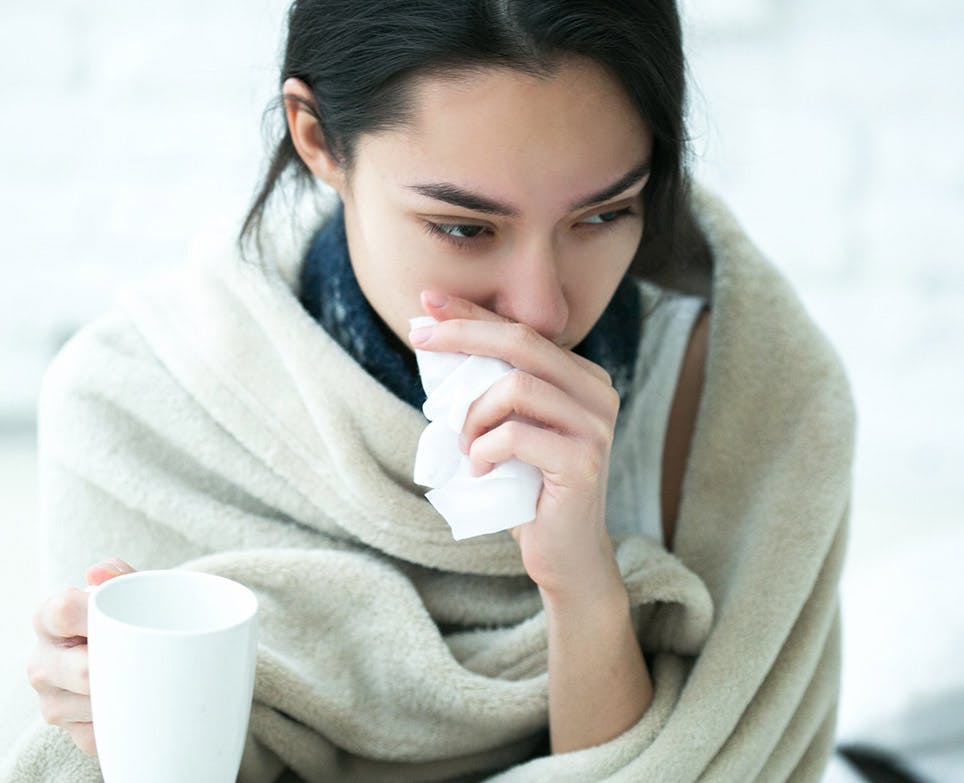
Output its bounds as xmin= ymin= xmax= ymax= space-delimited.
xmin=87 ymin=569 xmax=258 ymax=783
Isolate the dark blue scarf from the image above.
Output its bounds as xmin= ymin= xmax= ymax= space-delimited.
xmin=298 ymin=202 xmax=642 ymax=411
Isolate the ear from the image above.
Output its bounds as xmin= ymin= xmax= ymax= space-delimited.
xmin=282 ymin=77 xmax=347 ymax=195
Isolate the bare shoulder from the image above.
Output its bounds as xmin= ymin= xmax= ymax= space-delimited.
xmin=660 ymin=305 xmax=711 ymax=551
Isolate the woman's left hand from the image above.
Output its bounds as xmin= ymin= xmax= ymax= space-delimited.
xmin=409 ymin=291 xmax=626 ymax=608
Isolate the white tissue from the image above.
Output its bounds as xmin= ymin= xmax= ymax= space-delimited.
xmin=410 ymin=315 xmax=543 ymax=540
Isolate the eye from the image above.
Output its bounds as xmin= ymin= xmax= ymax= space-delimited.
xmin=420 ymin=206 xmax=639 ymax=252
xmin=579 ymin=207 xmax=636 ymax=226
xmin=421 ymin=220 xmax=491 ymax=250
xmin=429 ymin=223 xmax=487 ymax=240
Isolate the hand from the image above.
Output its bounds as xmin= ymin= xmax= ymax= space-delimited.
xmin=410 ymin=291 xmax=625 ymax=607
xmin=27 ymin=558 xmax=136 ymax=755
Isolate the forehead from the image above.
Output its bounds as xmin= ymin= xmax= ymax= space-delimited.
xmin=356 ymin=58 xmax=652 ymax=212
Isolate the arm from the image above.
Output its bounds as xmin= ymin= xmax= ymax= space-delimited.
xmin=413 ymin=292 xmax=709 ymax=756
xmin=544 ymin=305 xmax=709 ymax=753
xmin=542 ymin=583 xmax=653 ymax=754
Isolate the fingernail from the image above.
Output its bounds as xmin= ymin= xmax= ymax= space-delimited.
xmin=409 ymin=325 xmax=434 ymax=344
xmin=424 ymin=291 xmax=448 ymax=308
xmin=458 ymin=432 xmax=468 ymax=453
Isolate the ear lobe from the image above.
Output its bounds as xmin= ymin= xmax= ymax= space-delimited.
xmin=282 ymin=77 xmax=346 ymax=193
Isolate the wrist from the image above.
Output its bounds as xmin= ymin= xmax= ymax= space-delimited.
xmin=539 ymin=568 xmax=629 ymax=624
xmin=540 ymin=531 xmax=626 ymax=612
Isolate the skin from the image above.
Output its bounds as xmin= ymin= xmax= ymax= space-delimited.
xmin=28 ymin=55 xmax=711 ymax=758
xmin=28 ymin=559 xmax=135 ymax=755
xmin=290 ymin=57 xmax=655 ymax=599
xmin=309 ymin=59 xmax=654 ymax=353
xmin=284 ymin=56 xmax=700 ymax=751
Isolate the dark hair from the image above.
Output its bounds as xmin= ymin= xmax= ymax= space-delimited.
xmin=240 ymin=0 xmax=712 ymax=294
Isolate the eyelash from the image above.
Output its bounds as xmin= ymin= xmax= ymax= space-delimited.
xmin=421 ymin=207 xmax=639 ymax=252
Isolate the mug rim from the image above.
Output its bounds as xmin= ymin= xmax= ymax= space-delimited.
xmin=89 ymin=569 xmax=259 ymax=637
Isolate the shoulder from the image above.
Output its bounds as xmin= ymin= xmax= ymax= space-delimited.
xmin=41 ymin=310 xmax=159 ymax=399
xmin=38 ymin=308 xmax=177 ymax=449
xmin=676 ymin=306 xmax=710 ymax=384
xmin=660 ymin=305 xmax=710 ymax=550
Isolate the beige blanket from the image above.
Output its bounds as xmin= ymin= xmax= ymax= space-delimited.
xmin=1 ymin=185 xmax=855 ymax=782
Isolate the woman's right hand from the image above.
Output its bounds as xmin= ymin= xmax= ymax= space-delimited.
xmin=27 ymin=558 xmax=136 ymax=755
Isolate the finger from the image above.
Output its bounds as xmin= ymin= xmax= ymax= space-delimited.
xmin=460 ymin=370 xmax=610 ymax=449
xmin=29 ymin=641 xmax=90 ymax=695
xmin=566 ymin=349 xmax=613 ymax=385
xmin=410 ymin=317 xmax=611 ymax=395
xmin=38 ymin=687 xmax=93 ymax=725
xmin=33 ymin=588 xmax=89 ymax=642
xmin=416 ymin=291 xmax=612 ymax=385
xmin=420 ymin=290 xmax=512 ymax=324
xmin=469 ymin=419 xmax=601 ymax=488
xmin=65 ymin=722 xmax=97 ymax=756
xmin=85 ymin=558 xmax=136 ymax=587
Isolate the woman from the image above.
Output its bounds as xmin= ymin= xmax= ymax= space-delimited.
xmin=7 ymin=1 xmax=855 ymax=781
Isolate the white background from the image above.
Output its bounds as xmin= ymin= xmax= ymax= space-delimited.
xmin=1 ymin=1 xmax=962 ymax=778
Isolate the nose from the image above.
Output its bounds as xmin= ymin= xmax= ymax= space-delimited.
xmin=491 ymin=239 xmax=569 ymax=342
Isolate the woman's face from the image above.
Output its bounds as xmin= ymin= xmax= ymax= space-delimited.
xmin=334 ymin=57 xmax=652 ymax=350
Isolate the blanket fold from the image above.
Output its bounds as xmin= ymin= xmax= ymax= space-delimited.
xmin=0 ymin=184 xmax=855 ymax=782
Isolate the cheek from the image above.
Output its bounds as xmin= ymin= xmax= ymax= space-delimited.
xmin=571 ymin=219 xmax=640 ymax=269
xmin=399 ymin=225 xmax=491 ymax=304
xmin=567 ymin=229 xmax=639 ymax=311
xmin=346 ymin=226 xmax=419 ymax=333
xmin=363 ymin=219 xmax=480 ymax=330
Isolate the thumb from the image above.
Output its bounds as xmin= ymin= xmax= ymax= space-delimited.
xmin=85 ymin=558 xmax=136 ymax=587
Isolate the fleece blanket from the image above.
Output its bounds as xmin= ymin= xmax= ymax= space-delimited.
xmin=1 ymin=184 xmax=855 ymax=782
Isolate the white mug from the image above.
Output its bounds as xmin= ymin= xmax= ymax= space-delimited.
xmin=87 ymin=569 xmax=259 ymax=783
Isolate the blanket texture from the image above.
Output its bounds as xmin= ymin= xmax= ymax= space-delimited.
xmin=1 ymin=184 xmax=855 ymax=782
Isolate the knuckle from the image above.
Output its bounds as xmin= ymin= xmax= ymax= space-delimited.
xmin=65 ymin=645 xmax=91 ymax=694
xmin=604 ymin=384 xmax=621 ymax=418
xmin=577 ymin=444 xmax=604 ymax=482
xmin=511 ymin=322 xmax=538 ymax=348
xmin=503 ymin=419 xmax=526 ymax=442
xmin=449 ymin=318 xmax=470 ymax=339
xmin=591 ymin=417 xmax=614 ymax=449
xmin=26 ymin=657 xmax=46 ymax=690
xmin=31 ymin=604 xmax=46 ymax=636
xmin=506 ymin=369 xmax=533 ymax=395
xmin=48 ymin=593 xmax=75 ymax=637
xmin=77 ymin=657 xmax=90 ymax=688
xmin=39 ymin=695 xmax=63 ymax=726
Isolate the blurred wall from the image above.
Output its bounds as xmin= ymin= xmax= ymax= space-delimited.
xmin=685 ymin=0 xmax=964 ymax=555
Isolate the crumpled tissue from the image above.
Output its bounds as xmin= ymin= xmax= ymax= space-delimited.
xmin=409 ymin=315 xmax=543 ymax=540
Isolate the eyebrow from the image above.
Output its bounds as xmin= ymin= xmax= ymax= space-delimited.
xmin=403 ymin=158 xmax=652 ymax=217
